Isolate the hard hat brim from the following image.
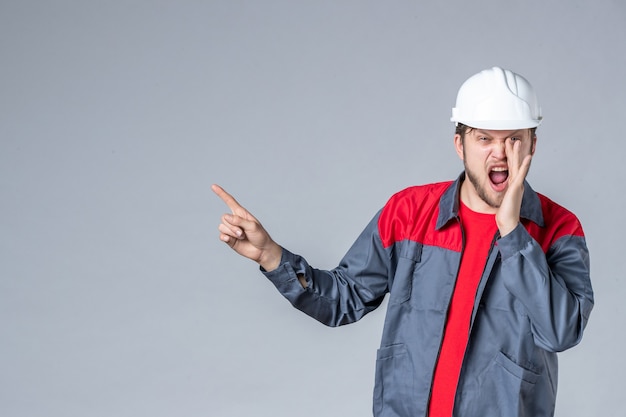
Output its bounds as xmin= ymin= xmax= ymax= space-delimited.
xmin=451 ymin=118 xmax=542 ymax=130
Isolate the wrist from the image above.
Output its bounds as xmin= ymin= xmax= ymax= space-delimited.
xmin=497 ymin=220 xmax=519 ymax=237
xmin=258 ymin=243 xmax=282 ymax=272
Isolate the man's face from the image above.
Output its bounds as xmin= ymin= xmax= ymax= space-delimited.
xmin=454 ymin=128 xmax=536 ymax=212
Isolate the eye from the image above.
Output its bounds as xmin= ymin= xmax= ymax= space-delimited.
xmin=510 ymin=137 xmax=521 ymax=142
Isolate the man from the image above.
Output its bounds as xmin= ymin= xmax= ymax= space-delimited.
xmin=213 ymin=67 xmax=594 ymax=417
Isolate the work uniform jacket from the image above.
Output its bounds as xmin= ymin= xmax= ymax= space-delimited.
xmin=263 ymin=175 xmax=594 ymax=417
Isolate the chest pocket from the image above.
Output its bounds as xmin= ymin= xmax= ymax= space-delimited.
xmin=389 ymin=243 xmax=460 ymax=311
xmin=389 ymin=242 xmax=422 ymax=305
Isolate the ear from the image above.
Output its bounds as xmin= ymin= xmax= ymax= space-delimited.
xmin=454 ymin=133 xmax=464 ymax=161
xmin=531 ymin=134 xmax=537 ymax=155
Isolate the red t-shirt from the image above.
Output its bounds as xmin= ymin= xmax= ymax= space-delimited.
xmin=428 ymin=201 xmax=498 ymax=417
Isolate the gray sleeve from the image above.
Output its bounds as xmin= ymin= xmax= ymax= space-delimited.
xmin=497 ymin=223 xmax=594 ymax=352
xmin=262 ymin=212 xmax=391 ymax=327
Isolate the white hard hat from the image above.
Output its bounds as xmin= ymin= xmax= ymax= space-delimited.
xmin=451 ymin=67 xmax=542 ymax=130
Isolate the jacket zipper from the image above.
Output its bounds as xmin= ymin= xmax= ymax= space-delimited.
xmin=468 ymin=231 xmax=500 ymax=332
xmin=427 ymin=224 xmax=500 ymax=414
xmin=451 ymin=230 xmax=500 ymax=413
xmin=426 ymin=215 xmax=466 ymax=411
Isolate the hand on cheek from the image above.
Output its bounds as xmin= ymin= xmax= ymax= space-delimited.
xmin=496 ymin=140 xmax=533 ymax=237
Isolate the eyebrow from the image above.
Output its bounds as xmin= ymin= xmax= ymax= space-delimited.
xmin=476 ymin=130 xmax=524 ymax=138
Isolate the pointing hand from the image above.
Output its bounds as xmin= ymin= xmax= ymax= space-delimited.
xmin=212 ymin=184 xmax=282 ymax=271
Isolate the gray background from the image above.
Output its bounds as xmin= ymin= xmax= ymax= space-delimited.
xmin=1 ymin=1 xmax=624 ymax=416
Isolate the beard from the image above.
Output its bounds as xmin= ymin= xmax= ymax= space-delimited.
xmin=464 ymin=162 xmax=503 ymax=209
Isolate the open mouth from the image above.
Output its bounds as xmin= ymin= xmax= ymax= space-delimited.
xmin=489 ymin=167 xmax=509 ymax=191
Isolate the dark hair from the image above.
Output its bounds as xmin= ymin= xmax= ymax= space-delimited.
xmin=455 ymin=123 xmax=471 ymax=139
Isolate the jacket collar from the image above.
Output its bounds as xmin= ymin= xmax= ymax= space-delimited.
xmin=435 ymin=172 xmax=545 ymax=230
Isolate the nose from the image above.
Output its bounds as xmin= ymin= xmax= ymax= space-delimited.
xmin=492 ymin=140 xmax=507 ymax=159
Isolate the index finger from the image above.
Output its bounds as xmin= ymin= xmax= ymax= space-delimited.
xmin=505 ymin=139 xmax=523 ymax=164
xmin=211 ymin=184 xmax=244 ymax=212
